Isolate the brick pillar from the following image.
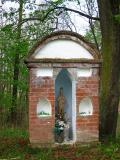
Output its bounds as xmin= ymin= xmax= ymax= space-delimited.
xmin=28 ymin=69 xmax=55 ymax=145
xmin=76 ymin=76 xmax=99 ymax=142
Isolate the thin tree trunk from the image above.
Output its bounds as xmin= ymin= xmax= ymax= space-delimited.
xmin=11 ymin=0 xmax=23 ymax=125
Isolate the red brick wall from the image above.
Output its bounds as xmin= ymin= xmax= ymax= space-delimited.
xmin=29 ymin=69 xmax=55 ymax=144
xmin=76 ymin=76 xmax=99 ymax=142
xmin=28 ymin=67 xmax=99 ymax=144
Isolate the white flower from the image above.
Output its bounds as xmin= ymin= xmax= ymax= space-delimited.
xmin=59 ymin=121 xmax=65 ymax=126
xmin=64 ymin=124 xmax=69 ymax=129
xmin=59 ymin=127 xmax=64 ymax=130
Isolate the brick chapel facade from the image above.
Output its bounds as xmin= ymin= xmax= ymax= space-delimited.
xmin=25 ymin=31 xmax=101 ymax=146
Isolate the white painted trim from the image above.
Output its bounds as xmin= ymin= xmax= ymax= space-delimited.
xmin=72 ymin=80 xmax=76 ymax=142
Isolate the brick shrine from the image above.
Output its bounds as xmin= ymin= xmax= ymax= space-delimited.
xmin=25 ymin=31 xmax=101 ymax=146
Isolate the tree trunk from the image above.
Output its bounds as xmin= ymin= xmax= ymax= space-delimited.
xmin=97 ymin=0 xmax=120 ymax=139
xmin=11 ymin=0 xmax=23 ymax=125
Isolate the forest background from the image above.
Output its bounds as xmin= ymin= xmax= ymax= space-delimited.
xmin=0 ymin=0 xmax=120 ymax=140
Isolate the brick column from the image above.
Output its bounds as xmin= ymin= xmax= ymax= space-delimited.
xmin=29 ymin=69 xmax=55 ymax=145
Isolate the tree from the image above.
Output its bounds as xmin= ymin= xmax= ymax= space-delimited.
xmin=97 ymin=0 xmax=120 ymax=139
xmin=11 ymin=0 xmax=24 ymax=125
xmin=0 ymin=3 xmax=29 ymax=126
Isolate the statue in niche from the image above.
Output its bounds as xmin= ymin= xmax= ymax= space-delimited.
xmin=57 ymin=87 xmax=65 ymax=119
xmin=55 ymin=87 xmax=70 ymax=142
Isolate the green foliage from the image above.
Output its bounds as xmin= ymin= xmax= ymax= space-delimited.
xmin=85 ymin=21 xmax=101 ymax=49
xmin=115 ymin=14 xmax=120 ymax=23
xmin=0 ymin=0 xmax=54 ymax=127
xmin=0 ymin=92 xmax=12 ymax=108
xmin=0 ymin=128 xmax=28 ymax=138
xmin=0 ymin=128 xmax=28 ymax=159
xmin=100 ymin=141 xmax=120 ymax=160
xmin=0 ymin=128 xmax=53 ymax=159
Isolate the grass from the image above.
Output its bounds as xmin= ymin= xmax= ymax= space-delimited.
xmin=0 ymin=129 xmax=120 ymax=160
xmin=0 ymin=114 xmax=120 ymax=160
xmin=0 ymin=127 xmax=28 ymax=138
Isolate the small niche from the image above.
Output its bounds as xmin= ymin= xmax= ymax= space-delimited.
xmin=37 ymin=98 xmax=52 ymax=117
xmin=79 ymin=98 xmax=93 ymax=116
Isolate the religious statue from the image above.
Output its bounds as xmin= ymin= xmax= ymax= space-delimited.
xmin=55 ymin=88 xmax=70 ymax=142
xmin=57 ymin=87 xmax=65 ymax=119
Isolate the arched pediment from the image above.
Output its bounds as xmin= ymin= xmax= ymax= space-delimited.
xmin=25 ymin=31 xmax=100 ymax=63
xmin=34 ymin=39 xmax=93 ymax=59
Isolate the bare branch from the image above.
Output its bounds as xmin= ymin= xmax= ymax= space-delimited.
xmin=20 ymin=4 xmax=100 ymax=26
xmin=54 ymin=6 xmax=99 ymax=21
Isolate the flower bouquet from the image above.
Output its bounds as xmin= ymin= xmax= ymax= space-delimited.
xmin=54 ymin=115 xmax=65 ymax=143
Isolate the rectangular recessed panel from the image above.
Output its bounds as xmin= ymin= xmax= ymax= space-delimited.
xmin=77 ymin=68 xmax=92 ymax=77
xmin=36 ymin=68 xmax=53 ymax=77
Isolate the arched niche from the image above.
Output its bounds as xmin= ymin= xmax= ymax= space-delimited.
xmin=79 ymin=98 xmax=93 ymax=116
xmin=55 ymin=69 xmax=73 ymax=140
xmin=37 ymin=98 xmax=52 ymax=117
